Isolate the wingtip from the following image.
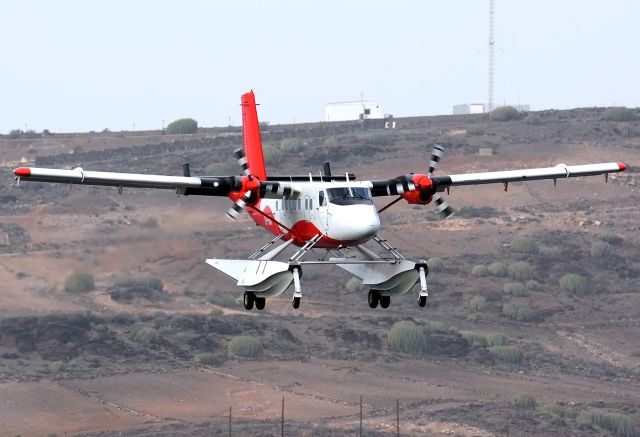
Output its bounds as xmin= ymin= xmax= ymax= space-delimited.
xmin=14 ymin=167 xmax=31 ymax=177
xmin=618 ymin=162 xmax=627 ymax=172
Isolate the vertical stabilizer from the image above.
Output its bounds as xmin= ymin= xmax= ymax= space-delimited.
xmin=241 ymin=91 xmax=267 ymax=180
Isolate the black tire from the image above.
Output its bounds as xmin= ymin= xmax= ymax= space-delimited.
xmin=243 ymin=291 xmax=255 ymax=310
xmin=368 ymin=290 xmax=380 ymax=309
xmin=418 ymin=295 xmax=427 ymax=307
xmin=380 ymin=295 xmax=390 ymax=309
xmin=255 ymin=297 xmax=266 ymax=310
xmin=292 ymin=296 xmax=301 ymax=309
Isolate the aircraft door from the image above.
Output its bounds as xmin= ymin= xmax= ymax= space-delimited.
xmin=317 ymin=189 xmax=329 ymax=231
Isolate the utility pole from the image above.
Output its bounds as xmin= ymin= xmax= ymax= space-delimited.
xmin=396 ymin=399 xmax=400 ymax=436
xmin=281 ymin=396 xmax=284 ymax=437
xmin=228 ymin=405 xmax=232 ymax=437
xmin=360 ymin=395 xmax=363 ymax=437
xmin=488 ymin=0 xmax=495 ymax=113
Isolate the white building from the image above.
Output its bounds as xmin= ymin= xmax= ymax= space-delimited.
xmin=325 ymin=101 xmax=383 ymax=122
xmin=453 ymin=103 xmax=486 ymax=115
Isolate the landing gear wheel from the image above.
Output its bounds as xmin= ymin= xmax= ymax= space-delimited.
xmin=243 ymin=291 xmax=255 ymax=310
xmin=418 ymin=295 xmax=427 ymax=307
xmin=368 ymin=290 xmax=380 ymax=309
xmin=255 ymin=297 xmax=266 ymax=310
xmin=292 ymin=296 xmax=301 ymax=309
xmin=380 ymin=295 xmax=391 ymax=309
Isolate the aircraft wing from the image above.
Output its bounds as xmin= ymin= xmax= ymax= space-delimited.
xmin=432 ymin=162 xmax=626 ymax=189
xmin=12 ymin=166 xmax=302 ymax=198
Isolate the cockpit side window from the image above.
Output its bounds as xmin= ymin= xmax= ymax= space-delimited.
xmin=319 ymin=191 xmax=325 ymax=207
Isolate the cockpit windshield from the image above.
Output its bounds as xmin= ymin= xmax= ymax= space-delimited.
xmin=326 ymin=187 xmax=372 ymax=206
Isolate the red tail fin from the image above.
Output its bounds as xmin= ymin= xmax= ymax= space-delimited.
xmin=241 ymin=91 xmax=267 ymax=180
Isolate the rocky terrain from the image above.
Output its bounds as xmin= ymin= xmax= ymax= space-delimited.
xmin=0 ymin=107 xmax=639 ymax=436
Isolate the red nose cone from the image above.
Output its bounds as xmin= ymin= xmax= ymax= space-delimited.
xmin=618 ymin=162 xmax=627 ymax=172
xmin=14 ymin=167 xmax=31 ymax=177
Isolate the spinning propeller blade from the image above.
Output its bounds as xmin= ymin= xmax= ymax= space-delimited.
xmin=428 ymin=145 xmax=455 ymax=219
xmin=227 ymin=191 xmax=253 ymax=219
xmin=433 ymin=194 xmax=455 ymax=219
xmin=428 ymin=144 xmax=444 ymax=178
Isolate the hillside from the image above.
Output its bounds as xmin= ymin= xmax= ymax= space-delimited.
xmin=0 ymin=107 xmax=639 ymax=436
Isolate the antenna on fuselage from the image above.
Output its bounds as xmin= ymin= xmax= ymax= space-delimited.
xmin=323 ymin=161 xmax=332 ymax=178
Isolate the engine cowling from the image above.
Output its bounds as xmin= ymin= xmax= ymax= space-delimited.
xmin=402 ymin=173 xmax=434 ymax=205
xmin=229 ymin=175 xmax=261 ymax=204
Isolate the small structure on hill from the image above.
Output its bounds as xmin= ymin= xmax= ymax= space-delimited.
xmin=325 ymin=101 xmax=383 ymax=122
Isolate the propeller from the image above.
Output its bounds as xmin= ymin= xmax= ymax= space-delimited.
xmin=427 ymin=144 xmax=455 ymax=219
xmin=226 ymin=148 xmax=300 ymax=219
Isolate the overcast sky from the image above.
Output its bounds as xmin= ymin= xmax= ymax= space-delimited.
xmin=2 ymin=0 xmax=639 ymax=133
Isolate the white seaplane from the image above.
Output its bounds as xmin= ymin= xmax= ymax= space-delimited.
xmin=13 ymin=91 xmax=627 ymax=310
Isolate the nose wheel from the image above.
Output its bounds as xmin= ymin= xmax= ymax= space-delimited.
xmin=418 ymin=295 xmax=427 ymax=307
xmin=292 ymin=296 xmax=301 ymax=309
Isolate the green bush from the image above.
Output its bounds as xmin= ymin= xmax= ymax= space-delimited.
xmin=460 ymin=331 xmax=507 ymax=347
xmin=388 ymin=321 xmax=425 ymax=354
xmin=524 ymin=114 xmax=542 ymax=125
xmin=485 ymin=333 xmax=509 ymax=347
xmin=208 ymin=309 xmax=224 ymax=318
xmin=471 ymin=265 xmax=488 ymax=277
xmin=207 ymin=292 xmax=237 ymax=308
xmin=263 ymin=144 xmax=283 ymax=165
xmin=503 ymin=302 xmax=535 ymax=321
xmin=427 ymin=321 xmax=447 ymax=332
xmin=469 ymin=295 xmax=487 ymax=311
xmin=368 ymin=134 xmax=396 ymax=147
xmin=130 ymin=323 xmax=158 ymax=344
xmin=487 ymin=262 xmax=507 ymax=277
xmin=603 ymin=107 xmax=635 ymax=122
xmin=50 ymin=360 xmax=65 ymax=373
xmin=166 ymin=118 xmax=198 ymax=134
xmin=427 ymin=257 xmax=444 ymax=272
xmin=490 ymin=106 xmax=520 ymax=121
xmin=64 ymin=271 xmax=95 ymax=293
xmin=541 ymin=403 xmax=577 ymax=419
xmin=601 ymin=233 xmax=623 ymax=245
xmin=228 ymin=336 xmax=263 ymax=358
xmin=324 ymin=136 xmax=338 ymax=147
xmin=461 ymin=331 xmax=487 ymax=346
xmin=590 ymin=241 xmax=613 ymax=257
xmin=503 ymin=282 xmax=527 ymax=296
xmin=280 ymin=138 xmax=303 ymax=152
xmin=8 ymin=129 xmax=24 ymax=139
xmin=508 ymin=262 xmax=534 ymax=281
xmin=539 ymin=245 xmax=562 ymax=260
xmin=524 ymin=280 xmax=540 ymax=290
xmin=559 ymin=273 xmax=590 ymax=295
xmin=514 ymin=393 xmax=537 ymax=409
xmin=577 ymin=409 xmax=636 ymax=437
xmin=511 ymin=237 xmax=538 ymax=254
xmin=465 ymin=126 xmax=484 ymax=136
xmin=198 ymin=352 xmax=226 ymax=365
xmin=113 ymin=275 xmax=163 ymax=291
xmin=489 ymin=345 xmax=523 ymax=363
xmin=617 ymin=123 xmax=634 ymax=137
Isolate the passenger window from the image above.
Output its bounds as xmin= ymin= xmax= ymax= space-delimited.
xmin=298 ymin=199 xmax=301 ymax=210
xmin=310 ymin=199 xmax=313 ymax=209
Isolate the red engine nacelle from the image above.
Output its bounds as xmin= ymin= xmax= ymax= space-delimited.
xmin=401 ymin=174 xmax=434 ymax=205
xmin=229 ymin=175 xmax=260 ymax=204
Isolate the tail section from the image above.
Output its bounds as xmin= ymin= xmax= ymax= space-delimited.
xmin=241 ymin=91 xmax=267 ymax=180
